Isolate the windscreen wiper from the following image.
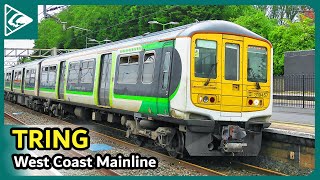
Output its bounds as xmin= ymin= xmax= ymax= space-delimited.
xmin=204 ymin=63 xmax=217 ymax=86
xmin=248 ymin=68 xmax=261 ymax=89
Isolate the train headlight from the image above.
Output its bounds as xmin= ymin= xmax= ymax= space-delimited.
xmin=203 ymin=96 xmax=209 ymax=103
xmin=254 ymin=99 xmax=259 ymax=106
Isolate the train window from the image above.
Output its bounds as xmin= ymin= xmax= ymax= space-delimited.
xmin=5 ymin=73 xmax=11 ymax=87
xmin=118 ymin=54 xmax=139 ymax=84
xmin=25 ymin=70 xmax=30 ymax=84
xmin=68 ymin=62 xmax=80 ymax=84
xmin=80 ymin=60 xmax=95 ymax=84
xmin=129 ymin=55 xmax=139 ymax=64
xmin=195 ymin=39 xmax=217 ymax=79
xmin=142 ymin=52 xmax=155 ymax=84
xmin=120 ymin=57 xmax=129 ymax=64
xmin=48 ymin=65 xmax=57 ymax=88
xmin=18 ymin=71 xmax=22 ymax=80
xmin=41 ymin=66 xmax=49 ymax=87
xmin=14 ymin=72 xmax=18 ymax=80
xmin=30 ymin=69 xmax=36 ymax=84
xmin=6 ymin=73 xmax=11 ymax=81
xmin=25 ymin=68 xmax=36 ymax=88
xmin=162 ymin=52 xmax=171 ymax=89
xmin=247 ymin=46 xmax=267 ymax=83
xmin=225 ymin=43 xmax=240 ymax=81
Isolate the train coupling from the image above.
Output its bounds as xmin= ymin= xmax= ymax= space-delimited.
xmin=220 ymin=125 xmax=247 ymax=153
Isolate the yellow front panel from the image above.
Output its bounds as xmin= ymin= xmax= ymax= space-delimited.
xmin=190 ymin=34 xmax=272 ymax=113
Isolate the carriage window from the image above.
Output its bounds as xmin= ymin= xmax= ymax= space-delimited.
xmin=48 ymin=65 xmax=57 ymax=88
xmin=129 ymin=55 xmax=139 ymax=64
xmin=14 ymin=72 xmax=18 ymax=80
xmin=80 ymin=60 xmax=95 ymax=84
xmin=67 ymin=59 xmax=95 ymax=92
xmin=5 ymin=73 xmax=11 ymax=87
xmin=30 ymin=69 xmax=36 ymax=84
xmin=6 ymin=73 xmax=11 ymax=81
xmin=68 ymin=62 xmax=80 ymax=84
xmin=195 ymin=39 xmax=217 ymax=79
xmin=142 ymin=52 xmax=155 ymax=83
xmin=118 ymin=54 xmax=139 ymax=84
xmin=25 ymin=70 xmax=30 ymax=83
xmin=18 ymin=71 xmax=22 ymax=80
xmin=25 ymin=68 xmax=36 ymax=88
xmin=225 ymin=43 xmax=240 ymax=81
xmin=247 ymin=46 xmax=267 ymax=83
xmin=162 ymin=52 xmax=171 ymax=89
xmin=120 ymin=56 xmax=129 ymax=64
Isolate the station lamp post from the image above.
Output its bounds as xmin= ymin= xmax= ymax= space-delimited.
xmin=86 ymin=38 xmax=112 ymax=48
xmin=64 ymin=25 xmax=111 ymax=48
xmin=148 ymin=21 xmax=179 ymax=30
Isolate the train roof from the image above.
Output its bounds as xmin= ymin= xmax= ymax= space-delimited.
xmin=6 ymin=20 xmax=270 ymax=69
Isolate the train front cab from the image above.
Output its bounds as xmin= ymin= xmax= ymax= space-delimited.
xmin=187 ymin=33 xmax=272 ymax=156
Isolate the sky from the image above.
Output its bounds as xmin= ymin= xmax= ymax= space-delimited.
xmin=4 ymin=5 xmax=62 ymax=67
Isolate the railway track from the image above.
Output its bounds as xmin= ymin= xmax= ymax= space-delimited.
xmin=88 ymin=121 xmax=288 ymax=176
xmin=4 ymin=103 xmax=289 ymax=176
xmin=232 ymin=161 xmax=288 ymax=176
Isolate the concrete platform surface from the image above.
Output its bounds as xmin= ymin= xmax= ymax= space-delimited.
xmin=271 ymin=106 xmax=315 ymax=125
xmin=265 ymin=121 xmax=315 ymax=139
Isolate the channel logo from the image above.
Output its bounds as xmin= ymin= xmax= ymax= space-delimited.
xmin=4 ymin=4 xmax=33 ymax=36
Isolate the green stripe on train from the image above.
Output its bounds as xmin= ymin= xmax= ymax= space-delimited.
xmin=66 ymin=90 xmax=93 ymax=96
xmin=142 ymin=40 xmax=174 ymax=51
xmin=24 ymin=87 xmax=35 ymax=91
xmin=40 ymin=88 xmax=55 ymax=92
xmin=114 ymin=94 xmax=169 ymax=115
xmin=113 ymin=83 xmax=179 ymax=115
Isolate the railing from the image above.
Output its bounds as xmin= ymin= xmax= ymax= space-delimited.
xmin=273 ymin=74 xmax=315 ymax=108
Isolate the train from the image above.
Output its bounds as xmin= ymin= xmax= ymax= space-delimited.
xmin=4 ymin=20 xmax=272 ymax=157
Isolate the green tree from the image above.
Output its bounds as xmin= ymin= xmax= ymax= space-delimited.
xmin=268 ymin=17 xmax=315 ymax=74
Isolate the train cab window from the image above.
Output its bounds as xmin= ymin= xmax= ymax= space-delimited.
xmin=142 ymin=52 xmax=155 ymax=83
xmin=247 ymin=46 xmax=267 ymax=83
xmin=195 ymin=39 xmax=217 ymax=79
xmin=118 ymin=54 xmax=139 ymax=84
xmin=225 ymin=43 xmax=240 ymax=81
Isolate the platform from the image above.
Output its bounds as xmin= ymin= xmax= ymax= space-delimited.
xmin=271 ymin=106 xmax=315 ymax=125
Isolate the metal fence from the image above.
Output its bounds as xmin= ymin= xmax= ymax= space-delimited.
xmin=273 ymin=74 xmax=315 ymax=108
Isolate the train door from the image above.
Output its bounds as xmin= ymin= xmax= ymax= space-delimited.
xmin=21 ymin=68 xmax=25 ymax=93
xmin=157 ymin=43 xmax=173 ymax=116
xmin=58 ymin=61 xmax=66 ymax=99
xmin=220 ymin=36 xmax=243 ymax=116
xmin=11 ymin=70 xmax=14 ymax=91
xmin=98 ymin=54 xmax=112 ymax=106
